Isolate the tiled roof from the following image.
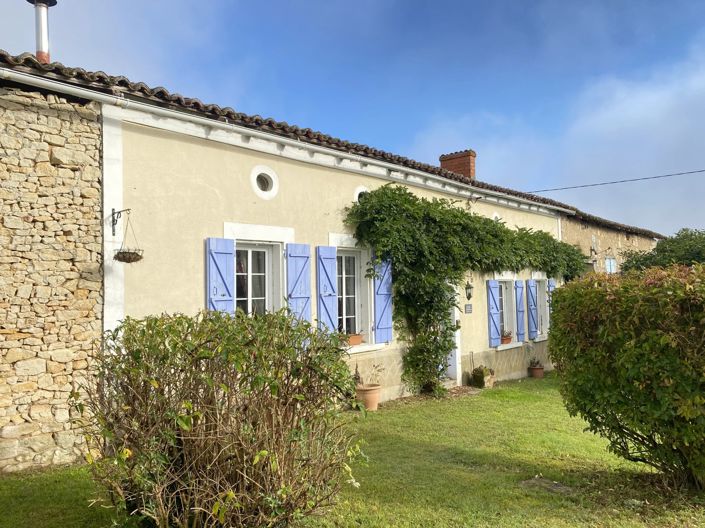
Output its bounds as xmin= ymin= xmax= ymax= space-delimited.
xmin=0 ymin=50 xmax=664 ymax=239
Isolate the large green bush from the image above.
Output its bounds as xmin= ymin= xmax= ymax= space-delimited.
xmin=549 ymin=265 xmax=705 ymax=488
xmin=73 ymin=310 xmax=359 ymax=527
xmin=622 ymin=228 xmax=705 ymax=271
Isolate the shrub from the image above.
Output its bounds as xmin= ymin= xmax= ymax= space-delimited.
xmin=622 ymin=228 xmax=705 ymax=271
xmin=73 ymin=310 xmax=359 ymax=527
xmin=471 ymin=365 xmax=495 ymax=388
xmin=549 ymin=265 xmax=705 ymax=488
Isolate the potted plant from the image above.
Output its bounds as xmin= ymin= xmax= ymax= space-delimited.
xmin=471 ymin=365 xmax=495 ymax=388
xmin=354 ymin=363 xmax=384 ymax=411
xmin=528 ymin=357 xmax=544 ymax=378
xmin=347 ymin=333 xmax=364 ymax=346
xmin=501 ymin=330 xmax=513 ymax=345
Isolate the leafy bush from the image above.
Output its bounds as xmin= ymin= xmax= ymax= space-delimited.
xmin=622 ymin=228 xmax=705 ymax=271
xmin=549 ymin=265 xmax=705 ymax=488
xmin=73 ymin=310 xmax=359 ymax=527
xmin=471 ymin=365 xmax=495 ymax=388
xmin=345 ymin=184 xmax=585 ymax=394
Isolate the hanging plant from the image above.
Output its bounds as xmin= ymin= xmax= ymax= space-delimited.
xmin=344 ymin=184 xmax=585 ymax=395
xmin=114 ymin=209 xmax=144 ymax=263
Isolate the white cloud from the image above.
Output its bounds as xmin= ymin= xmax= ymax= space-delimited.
xmin=406 ymin=40 xmax=705 ymax=235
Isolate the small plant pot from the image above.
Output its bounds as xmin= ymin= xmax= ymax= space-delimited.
xmin=528 ymin=366 xmax=545 ymax=379
xmin=501 ymin=336 xmax=512 ymax=345
xmin=347 ymin=334 xmax=363 ymax=346
xmin=484 ymin=375 xmax=496 ymax=388
xmin=355 ymin=383 xmax=381 ymax=411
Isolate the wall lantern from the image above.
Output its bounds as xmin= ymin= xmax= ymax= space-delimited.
xmin=465 ymin=280 xmax=474 ymax=300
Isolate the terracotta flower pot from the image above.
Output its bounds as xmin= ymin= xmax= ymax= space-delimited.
xmin=528 ymin=366 xmax=544 ymax=379
xmin=347 ymin=334 xmax=363 ymax=346
xmin=501 ymin=336 xmax=512 ymax=345
xmin=355 ymin=383 xmax=381 ymax=411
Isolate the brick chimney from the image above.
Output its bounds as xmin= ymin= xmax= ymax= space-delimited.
xmin=439 ymin=149 xmax=476 ymax=180
xmin=26 ymin=0 xmax=58 ymax=64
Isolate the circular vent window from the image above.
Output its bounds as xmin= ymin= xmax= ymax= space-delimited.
xmin=250 ymin=165 xmax=279 ymax=200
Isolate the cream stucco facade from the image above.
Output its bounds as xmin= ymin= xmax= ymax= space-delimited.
xmin=109 ymin=109 xmax=564 ymax=400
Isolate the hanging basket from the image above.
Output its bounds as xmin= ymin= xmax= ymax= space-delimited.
xmin=114 ymin=248 xmax=144 ymax=263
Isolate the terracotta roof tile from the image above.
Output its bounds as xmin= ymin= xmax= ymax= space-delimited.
xmin=0 ymin=50 xmax=664 ymax=239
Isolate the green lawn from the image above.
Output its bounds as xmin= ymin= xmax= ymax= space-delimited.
xmin=2 ymin=376 xmax=703 ymax=528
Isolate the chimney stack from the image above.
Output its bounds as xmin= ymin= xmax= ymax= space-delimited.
xmin=26 ymin=0 xmax=58 ymax=64
xmin=439 ymin=149 xmax=476 ymax=180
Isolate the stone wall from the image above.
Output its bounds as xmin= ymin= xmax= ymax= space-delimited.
xmin=562 ymin=217 xmax=658 ymax=273
xmin=0 ymin=87 xmax=102 ymax=472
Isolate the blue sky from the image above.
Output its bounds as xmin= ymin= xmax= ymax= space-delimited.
xmin=2 ymin=0 xmax=705 ymax=234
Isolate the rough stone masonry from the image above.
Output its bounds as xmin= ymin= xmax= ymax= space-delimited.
xmin=0 ymin=86 xmax=102 ymax=472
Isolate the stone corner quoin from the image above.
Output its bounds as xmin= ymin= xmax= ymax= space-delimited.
xmin=0 ymin=87 xmax=102 ymax=472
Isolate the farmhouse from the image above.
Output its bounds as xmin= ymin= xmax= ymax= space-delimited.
xmin=0 ymin=47 xmax=661 ymax=471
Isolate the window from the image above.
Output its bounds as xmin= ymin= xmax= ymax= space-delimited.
xmin=337 ymin=253 xmax=358 ymax=334
xmin=236 ymin=245 xmax=274 ymax=314
xmin=249 ymin=165 xmax=279 ymax=200
xmin=605 ymin=257 xmax=618 ymax=274
xmin=335 ymin=249 xmax=372 ymax=343
xmin=497 ymin=280 xmax=516 ymax=342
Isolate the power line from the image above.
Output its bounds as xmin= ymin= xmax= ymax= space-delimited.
xmin=528 ymin=168 xmax=705 ymax=194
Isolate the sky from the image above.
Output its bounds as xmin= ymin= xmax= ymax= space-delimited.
xmin=1 ymin=0 xmax=704 ymax=235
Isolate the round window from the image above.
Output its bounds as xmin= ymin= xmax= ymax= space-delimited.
xmin=354 ymin=185 xmax=370 ymax=202
xmin=249 ymin=165 xmax=279 ymax=200
xmin=256 ymin=173 xmax=272 ymax=192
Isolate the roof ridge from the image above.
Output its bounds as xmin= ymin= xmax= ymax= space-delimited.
xmin=0 ymin=49 xmax=664 ymax=239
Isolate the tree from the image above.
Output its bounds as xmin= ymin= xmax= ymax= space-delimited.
xmin=622 ymin=228 xmax=705 ymax=271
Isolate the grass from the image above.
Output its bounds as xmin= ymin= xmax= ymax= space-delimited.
xmin=1 ymin=376 xmax=703 ymax=527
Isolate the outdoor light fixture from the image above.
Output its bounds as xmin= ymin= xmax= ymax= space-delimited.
xmin=465 ymin=280 xmax=474 ymax=300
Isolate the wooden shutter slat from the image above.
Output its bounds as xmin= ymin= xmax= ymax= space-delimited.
xmin=487 ymin=280 xmax=501 ymax=347
xmin=374 ymin=259 xmax=393 ymax=344
xmin=206 ymin=238 xmax=235 ymax=314
xmin=316 ymin=246 xmax=338 ymax=331
xmin=515 ymin=280 xmax=525 ymax=342
xmin=286 ymin=243 xmax=311 ymax=322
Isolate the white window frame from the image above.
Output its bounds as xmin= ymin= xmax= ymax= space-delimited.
xmin=335 ymin=248 xmax=373 ymax=344
xmin=497 ymin=280 xmax=517 ymax=343
xmin=235 ymin=241 xmax=283 ymax=314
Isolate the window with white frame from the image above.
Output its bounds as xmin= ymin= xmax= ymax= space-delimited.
xmin=336 ymin=249 xmax=371 ymax=341
xmin=497 ymin=280 xmax=516 ymax=342
xmin=235 ymin=243 xmax=282 ymax=314
xmin=605 ymin=257 xmax=618 ymax=274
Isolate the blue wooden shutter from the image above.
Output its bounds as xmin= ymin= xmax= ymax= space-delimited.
xmin=487 ymin=280 xmax=501 ymax=347
xmin=206 ymin=238 xmax=235 ymax=314
xmin=547 ymin=278 xmax=556 ymax=313
xmin=316 ymin=246 xmax=338 ymax=332
xmin=514 ymin=280 xmax=525 ymax=342
xmin=527 ymin=279 xmax=538 ymax=339
xmin=374 ymin=259 xmax=393 ymax=344
xmin=286 ymin=243 xmax=311 ymax=322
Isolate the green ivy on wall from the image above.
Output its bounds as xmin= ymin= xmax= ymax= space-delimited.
xmin=344 ymin=185 xmax=585 ymax=394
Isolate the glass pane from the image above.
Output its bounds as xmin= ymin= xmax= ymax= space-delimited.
xmin=337 ymin=256 xmax=343 ymax=275
xmin=252 ymin=250 xmax=266 ymax=273
xmin=236 ymin=275 xmax=247 ymax=298
xmin=338 ymin=273 xmax=343 ymax=296
xmin=346 ymin=317 xmax=356 ymax=334
xmin=345 ymin=296 xmax=356 ymax=317
xmin=236 ymin=299 xmax=247 ymax=313
xmin=337 ymin=317 xmax=344 ymax=332
xmin=338 ymin=296 xmax=343 ymax=318
xmin=236 ymin=250 xmax=247 ymax=274
xmin=252 ymin=299 xmax=265 ymax=315
xmin=252 ymin=275 xmax=266 ymax=298
xmin=345 ymin=275 xmax=355 ymax=296
xmin=345 ymin=256 xmax=355 ymax=276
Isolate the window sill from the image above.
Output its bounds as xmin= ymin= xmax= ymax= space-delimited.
xmin=348 ymin=342 xmax=390 ymax=354
xmin=533 ymin=335 xmax=549 ymax=343
xmin=496 ymin=341 xmax=524 ymax=352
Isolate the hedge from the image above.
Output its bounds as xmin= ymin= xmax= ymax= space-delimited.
xmin=549 ymin=264 xmax=705 ymax=488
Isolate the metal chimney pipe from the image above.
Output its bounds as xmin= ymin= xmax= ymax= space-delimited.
xmin=26 ymin=0 xmax=58 ymax=64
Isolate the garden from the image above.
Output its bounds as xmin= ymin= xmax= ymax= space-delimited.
xmin=2 ymin=376 xmax=705 ymax=528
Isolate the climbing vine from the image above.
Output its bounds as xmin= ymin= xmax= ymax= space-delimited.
xmin=344 ymin=185 xmax=585 ymax=394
